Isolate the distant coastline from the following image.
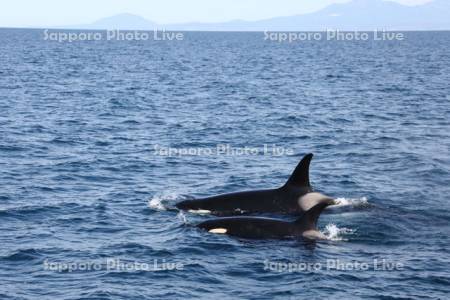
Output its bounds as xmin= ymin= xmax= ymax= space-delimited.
xmin=1 ymin=0 xmax=449 ymax=32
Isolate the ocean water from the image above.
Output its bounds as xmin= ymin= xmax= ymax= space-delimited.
xmin=0 ymin=29 xmax=449 ymax=299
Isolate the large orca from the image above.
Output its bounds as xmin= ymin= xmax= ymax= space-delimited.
xmin=197 ymin=193 xmax=335 ymax=239
xmin=176 ymin=153 xmax=315 ymax=215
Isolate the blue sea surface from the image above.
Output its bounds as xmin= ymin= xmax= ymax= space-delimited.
xmin=0 ymin=29 xmax=449 ymax=299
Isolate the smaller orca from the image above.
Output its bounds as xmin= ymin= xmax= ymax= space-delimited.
xmin=176 ymin=153 xmax=315 ymax=215
xmin=197 ymin=193 xmax=335 ymax=240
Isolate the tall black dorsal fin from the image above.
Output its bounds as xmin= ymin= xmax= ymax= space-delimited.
xmin=284 ymin=153 xmax=313 ymax=187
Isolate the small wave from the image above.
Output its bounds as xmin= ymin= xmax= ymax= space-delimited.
xmin=322 ymin=224 xmax=356 ymax=241
xmin=2 ymin=248 xmax=42 ymax=261
xmin=0 ymin=145 xmax=26 ymax=152
xmin=0 ymin=203 xmax=80 ymax=217
xmin=332 ymin=197 xmax=369 ymax=208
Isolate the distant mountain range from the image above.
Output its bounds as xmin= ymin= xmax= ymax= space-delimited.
xmin=67 ymin=0 xmax=450 ymax=31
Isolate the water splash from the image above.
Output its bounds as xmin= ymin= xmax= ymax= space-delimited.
xmin=333 ymin=197 xmax=369 ymax=208
xmin=148 ymin=196 xmax=167 ymax=211
xmin=148 ymin=192 xmax=184 ymax=211
xmin=322 ymin=223 xmax=356 ymax=241
xmin=177 ymin=211 xmax=188 ymax=224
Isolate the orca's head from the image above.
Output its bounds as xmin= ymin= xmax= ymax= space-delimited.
xmin=297 ymin=192 xmax=335 ymax=212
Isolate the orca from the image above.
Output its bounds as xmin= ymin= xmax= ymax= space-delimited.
xmin=197 ymin=193 xmax=335 ymax=240
xmin=176 ymin=153 xmax=315 ymax=215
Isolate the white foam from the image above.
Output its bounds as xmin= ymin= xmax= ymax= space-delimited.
xmin=148 ymin=192 xmax=182 ymax=211
xmin=148 ymin=197 xmax=166 ymax=211
xmin=322 ymin=223 xmax=356 ymax=241
xmin=177 ymin=211 xmax=188 ymax=224
xmin=332 ymin=197 xmax=369 ymax=208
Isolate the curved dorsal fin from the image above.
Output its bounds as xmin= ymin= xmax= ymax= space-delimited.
xmin=295 ymin=197 xmax=334 ymax=229
xmin=284 ymin=153 xmax=313 ymax=188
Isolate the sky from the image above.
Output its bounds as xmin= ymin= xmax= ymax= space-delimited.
xmin=0 ymin=0 xmax=434 ymax=27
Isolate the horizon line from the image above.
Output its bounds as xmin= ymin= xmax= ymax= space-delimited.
xmin=2 ymin=27 xmax=450 ymax=32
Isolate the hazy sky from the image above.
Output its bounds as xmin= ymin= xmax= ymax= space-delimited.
xmin=0 ymin=0 xmax=433 ymax=27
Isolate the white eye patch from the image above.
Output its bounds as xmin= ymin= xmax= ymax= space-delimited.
xmin=208 ymin=228 xmax=227 ymax=234
xmin=188 ymin=209 xmax=211 ymax=214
